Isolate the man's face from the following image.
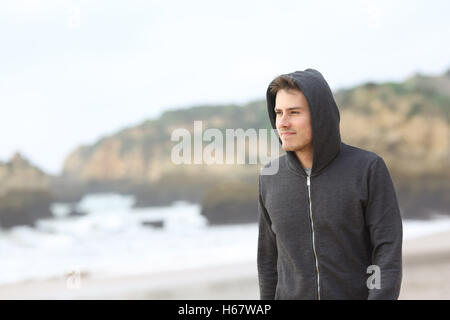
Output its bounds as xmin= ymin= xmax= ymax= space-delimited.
xmin=274 ymin=88 xmax=313 ymax=152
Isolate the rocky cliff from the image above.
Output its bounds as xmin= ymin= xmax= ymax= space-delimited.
xmin=57 ymin=69 xmax=450 ymax=222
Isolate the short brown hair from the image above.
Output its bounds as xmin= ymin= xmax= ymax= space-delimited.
xmin=268 ymin=75 xmax=300 ymax=96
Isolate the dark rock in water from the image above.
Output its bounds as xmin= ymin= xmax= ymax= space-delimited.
xmin=0 ymin=189 xmax=53 ymax=229
xmin=201 ymin=181 xmax=258 ymax=225
xmin=142 ymin=220 xmax=164 ymax=228
xmin=69 ymin=205 xmax=87 ymax=217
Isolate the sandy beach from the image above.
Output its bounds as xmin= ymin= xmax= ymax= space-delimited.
xmin=399 ymin=230 xmax=450 ymax=299
xmin=1 ymin=230 xmax=450 ymax=300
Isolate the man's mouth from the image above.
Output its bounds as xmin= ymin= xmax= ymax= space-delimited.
xmin=281 ymin=132 xmax=296 ymax=137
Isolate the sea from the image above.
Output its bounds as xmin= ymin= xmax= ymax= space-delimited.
xmin=0 ymin=193 xmax=449 ymax=286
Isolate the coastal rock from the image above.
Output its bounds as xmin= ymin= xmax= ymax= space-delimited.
xmin=56 ymin=70 xmax=450 ymax=222
xmin=0 ymin=153 xmax=53 ymax=228
xmin=201 ymin=181 xmax=258 ymax=225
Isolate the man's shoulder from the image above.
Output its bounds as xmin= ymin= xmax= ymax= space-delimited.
xmin=259 ymin=154 xmax=288 ymax=177
xmin=341 ymin=142 xmax=382 ymax=165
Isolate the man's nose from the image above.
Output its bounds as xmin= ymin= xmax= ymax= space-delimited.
xmin=278 ymin=114 xmax=290 ymax=128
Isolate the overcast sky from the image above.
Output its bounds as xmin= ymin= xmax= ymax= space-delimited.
xmin=1 ymin=0 xmax=449 ymax=175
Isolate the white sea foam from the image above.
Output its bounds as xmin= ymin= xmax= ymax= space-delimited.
xmin=0 ymin=193 xmax=448 ymax=285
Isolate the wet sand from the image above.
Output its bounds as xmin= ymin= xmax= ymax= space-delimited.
xmin=1 ymin=231 xmax=450 ymax=299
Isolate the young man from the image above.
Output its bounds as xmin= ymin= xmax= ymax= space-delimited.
xmin=257 ymin=68 xmax=403 ymax=300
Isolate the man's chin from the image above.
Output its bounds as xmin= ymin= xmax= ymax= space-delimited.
xmin=282 ymin=143 xmax=305 ymax=152
xmin=282 ymin=144 xmax=295 ymax=151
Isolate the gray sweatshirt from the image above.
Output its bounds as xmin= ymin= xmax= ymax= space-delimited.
xmin=257 ymin=69 xmax=403 ymax=300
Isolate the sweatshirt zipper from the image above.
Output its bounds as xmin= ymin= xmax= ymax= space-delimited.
xmin=307 ymin=175 xmax=321 ymax=300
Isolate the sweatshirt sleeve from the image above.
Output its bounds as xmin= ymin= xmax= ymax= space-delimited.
xmin=257 ymin=175 xmax=278 ymax=300
xmin=365 ymin=157 xmax=403 ymax=300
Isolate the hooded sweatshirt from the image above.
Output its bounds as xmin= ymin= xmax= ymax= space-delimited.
xmin=257 ymin=68 xmax=403 ymax=300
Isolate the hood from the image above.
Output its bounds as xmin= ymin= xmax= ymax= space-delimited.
xmin=266 ymin=68 xmax=341 ymax=177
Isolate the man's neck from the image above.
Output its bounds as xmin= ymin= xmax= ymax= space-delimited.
xmin=295 ymin=146 xmax=313 ymax=169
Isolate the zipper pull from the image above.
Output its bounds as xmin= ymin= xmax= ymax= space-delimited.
xmin=307 ymin=176 xmax=310 ymax=186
